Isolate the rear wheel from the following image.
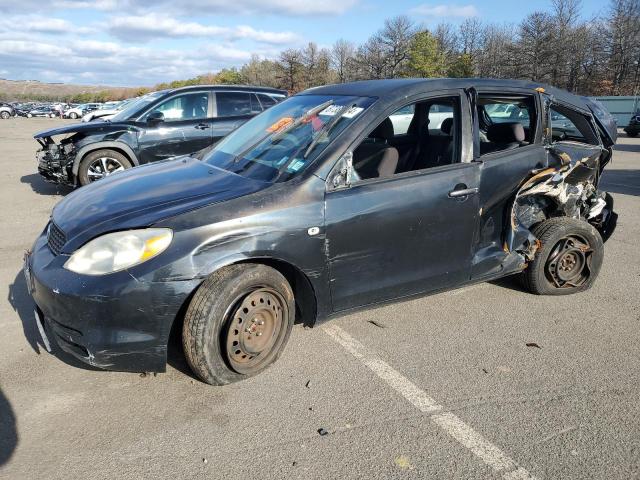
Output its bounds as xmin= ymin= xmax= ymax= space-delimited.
xmin=522 ymin=217 xmax=604 ymax=295
xmin=0 ymin=111 xmax=9 ymax=119
xmin=183 ymin=264 xmax=295 ymax=385
xmin=78 ymin=149 xmax=132 ymax=185
xmin=69 ymin=112 xmax=78 ymax=119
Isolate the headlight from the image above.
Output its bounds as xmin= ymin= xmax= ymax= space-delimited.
xmin=64 ymin=228 xmax=172 ymax=275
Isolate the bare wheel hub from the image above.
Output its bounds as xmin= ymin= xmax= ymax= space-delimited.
xmin=545 ymin=235 xmax=593 ymax=288
xmin=225 ymin=289 xmax=284 ymax=373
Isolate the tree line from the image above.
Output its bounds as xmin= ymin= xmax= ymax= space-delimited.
xmin=241 ymin=0 xmax=640 ymax=96
xmin=4 ymin=0 xmax=639 ymax=102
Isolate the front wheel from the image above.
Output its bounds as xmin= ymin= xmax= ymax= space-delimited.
xmin=0 ymin=111 xmax=9 ymax=119
xmin=69 ymin=112 xmax=78 ymax=119
xmin=521 ymin=217 xmax=604 ymax=295
xmin=77 ymin=149 xmax=132 ymax=185
xmin=183 ymin=264 xmax=295 ymax=385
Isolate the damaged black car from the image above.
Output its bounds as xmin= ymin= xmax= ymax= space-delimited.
xmin=25 ymin=79 xmax=617 ymax=385
xmin=33 ymin=85 xmax=287 ymax=186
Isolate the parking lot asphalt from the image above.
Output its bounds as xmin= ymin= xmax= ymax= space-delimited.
xmin=1 ymin=118 xmax=639 ymax=480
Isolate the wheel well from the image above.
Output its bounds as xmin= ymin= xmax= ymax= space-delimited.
xmin=236 ymin=258 xmax=318 ymax=327
xmin=80 ymin=146 xmax=133 ymax=165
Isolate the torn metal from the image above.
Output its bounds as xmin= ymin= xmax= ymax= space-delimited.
xmin=508 ymin=143 xmax=616 ymax=263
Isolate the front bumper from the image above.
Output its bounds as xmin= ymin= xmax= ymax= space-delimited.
xmin=25 ymin=231 xmax=200 ymax=372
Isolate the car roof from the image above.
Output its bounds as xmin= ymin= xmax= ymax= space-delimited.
xmin=300 ymin=78 xmax=590 ymax=111
xmin=168 ymin=84 xmax=287 ymax=96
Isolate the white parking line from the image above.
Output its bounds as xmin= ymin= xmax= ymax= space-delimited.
xmin=323 ymin=324 xmax=537 ymax=479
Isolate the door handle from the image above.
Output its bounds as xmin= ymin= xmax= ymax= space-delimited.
xmin=194 ymin=123 xmax=209 ymax=130
xmin=448 ymin=186 xmax=479 ymax=198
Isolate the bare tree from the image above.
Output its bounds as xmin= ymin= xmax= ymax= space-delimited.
xmin=378 ymin=15 xmax=416 ymax=77
xmin=331 ymin=39 xmax=356 ymax=83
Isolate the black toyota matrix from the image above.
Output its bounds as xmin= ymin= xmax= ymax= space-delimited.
xmin=25 ymin=79 xmax=617 ymax=385
xmin=34 ymin=85 xmax=287 ymax=186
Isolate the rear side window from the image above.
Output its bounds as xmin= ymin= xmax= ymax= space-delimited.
xmin=216 ymin=92 xmax=252 ymax=117
xmin=478 ymin=95 xmax=537 ymax=156
xmin=257 ymin=93 xmax=277 ymax=108
xmin=550 ymin=105 xmax=598 ymax=145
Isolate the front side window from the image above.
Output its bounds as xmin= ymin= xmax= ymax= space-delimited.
xmin=203 ymin=94 xmax=375 ymax=182
xmin=146 ymin=92 xmax=209 ymax=121
xmin=349 ymin=96 xmax=461 ymax=182
xmin=389 ymin=104 xmax=415 ymax=135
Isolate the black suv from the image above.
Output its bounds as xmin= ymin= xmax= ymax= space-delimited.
xmin=624 ymin=110 xmax=640 ymax=137
xmin=34 ymin=85 xmax=287 ymax=186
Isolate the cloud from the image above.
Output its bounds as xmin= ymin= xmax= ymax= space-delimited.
xmin=410 ymin=4 xmax=479 ymax=18
xmin=0 ymin=15 xmax=92 ymax=35
xmin=1 ymin=0 xmax=358 ymax=15
xmin=107 ymin=15 xmax=299 ymax=44
xmin=0 ymin=38 xmax=257 ymax=86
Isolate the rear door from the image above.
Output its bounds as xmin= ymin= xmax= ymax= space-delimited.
xmin=471 ymin=91 xmax=548 ymax=279
xmin=137 ymin=90 xmax=212 ymax=163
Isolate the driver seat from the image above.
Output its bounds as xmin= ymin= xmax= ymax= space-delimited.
xmin=353 ymin=118 xmax=399 ymax=179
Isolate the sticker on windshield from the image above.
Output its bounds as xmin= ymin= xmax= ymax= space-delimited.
xmin=319 ymin=105 xmax=364 ymax=119
xmin=289 ymin=159 xmax=305 ymax=172
xmin=267 ymin=117 xmax=293 ymax=133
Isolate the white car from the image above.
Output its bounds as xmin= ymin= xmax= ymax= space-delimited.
xmin=82 ymin=99 xmax=133 ymax=122
xmin=65 ymin=103 xmax=102 ymax=119
xmin=390 ymin=104 xmax=453 ymax=135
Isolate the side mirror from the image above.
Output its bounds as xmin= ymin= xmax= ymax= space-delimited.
xmin=331 ymin=151 xmax=354 ymax=189
xmin=147 ymin=111 xmax=164 ymax=125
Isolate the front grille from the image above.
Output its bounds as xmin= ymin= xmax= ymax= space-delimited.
xmin=47 ymin=222 xmax=66 ymax=255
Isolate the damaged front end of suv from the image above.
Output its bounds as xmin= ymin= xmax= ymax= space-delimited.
xmin=35 ymin=133 xmax=78 ymax=185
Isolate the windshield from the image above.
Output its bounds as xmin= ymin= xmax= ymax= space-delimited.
xmin=110 ymin=91 xmax=166 ymax=122
xmin=203 ymin=94 xmax=374 ymax=182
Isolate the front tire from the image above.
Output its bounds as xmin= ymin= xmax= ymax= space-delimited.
xmin=69 ymin=112 xmax=78 ymax=119
xmin=0 ymin=111 xmax=9 ymax=119
xmin=183 ymin=264 xmax=295 ymax=385
xmin=522 ymin=217 xmax=604 ymax=295
xmin=77 ymin=149 xmax=132 ymax=185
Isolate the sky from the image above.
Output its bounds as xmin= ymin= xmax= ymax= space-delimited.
xmin=0 ymin=0 xmax=609 ymax=87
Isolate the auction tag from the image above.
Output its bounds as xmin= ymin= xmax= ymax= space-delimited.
xmin=319 ymin=105 xmax=364 ymax=118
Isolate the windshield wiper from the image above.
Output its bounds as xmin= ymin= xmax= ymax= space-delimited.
xmin=303 ymin=103 xmax=354 ymax=158
xmin=232 ymin=99 xmax=335 ymax=164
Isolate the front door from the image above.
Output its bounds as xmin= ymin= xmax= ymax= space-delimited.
xmin=325 ymin=163 xmax=480 ymax=311
xmin=137 ymin=91 xmax=212 ymax=164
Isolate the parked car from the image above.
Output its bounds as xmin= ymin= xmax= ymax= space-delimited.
xmin=624 ymin=110 xmax=640 ymax=137
xmin=27 ymin=106 xmax=57 ymax=118
xmin=81 ymin=99 xmax=133 ymax=122
xmin=25 ymin=78 xmax=617 ymax=384
xmin=64 ymin=103 xmax=101 ymax=119
xmin=34 ymin=85 xmax=287 ymax=186
xmin=0 ymin=102 xmax=14 ymax=119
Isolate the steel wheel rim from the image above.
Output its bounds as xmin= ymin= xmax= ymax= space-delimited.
xmin=545 ymin=234 xmax=593 ymax=288
xmin=224 ymin=287 xmax=286 ymax=374
xmin=86 ymin=157 xmax=125 ymax=181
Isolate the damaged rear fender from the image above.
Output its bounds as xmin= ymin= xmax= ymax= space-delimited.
xmin=507 ymin=143 xmax=615 ymax=262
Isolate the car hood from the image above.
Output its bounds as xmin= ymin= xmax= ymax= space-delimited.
xmin=33 ymin=121 xmax=135 ymax=139
xmin=52 ymin=157 xmax=269 ymax=252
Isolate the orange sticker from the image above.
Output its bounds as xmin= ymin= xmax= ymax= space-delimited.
xmin=267 ymin=117 xmax=294 ymax=132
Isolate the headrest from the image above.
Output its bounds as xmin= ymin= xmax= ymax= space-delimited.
xmin=487 ymin=122 xmax=525 ymax=143
xmin=440 ymin=117 xmax=454 ymax=135
xmin=370 ymin=117 xmax=394 ymax=140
